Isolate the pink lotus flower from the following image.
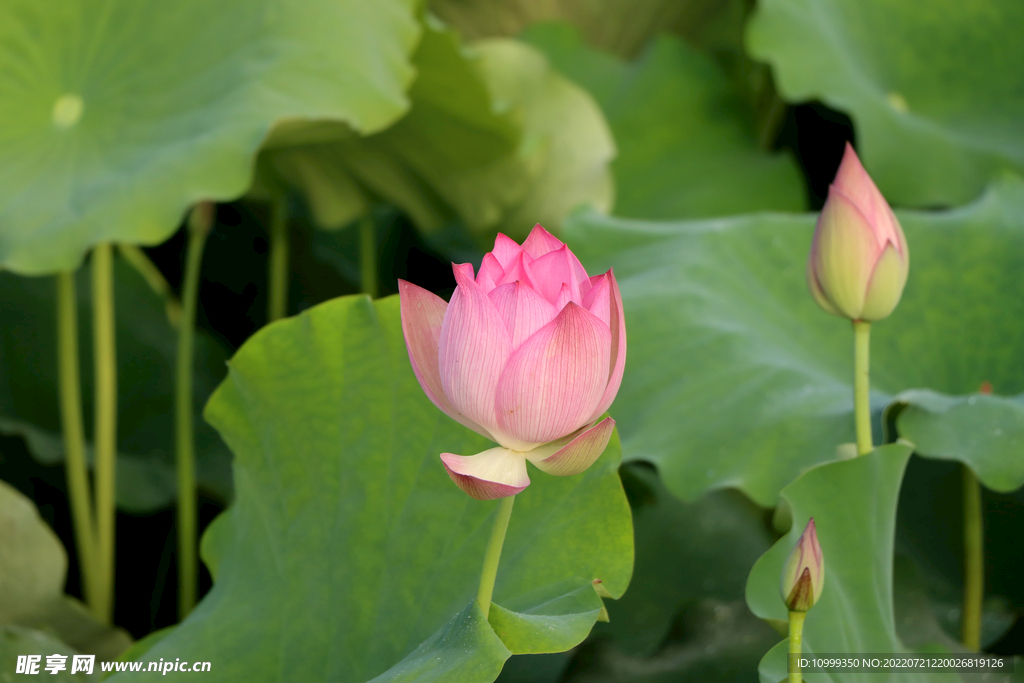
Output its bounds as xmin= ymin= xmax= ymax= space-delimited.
xmin=807 ymin=142 xmax=909 ymax=321
xmin=399 ymin=224 xmax=626 ymax=500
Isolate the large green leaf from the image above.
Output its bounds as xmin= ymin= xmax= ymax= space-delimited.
xmin=521 ymin=23 xmax=804 ymax=220
xmin=595 ymin=464 xmax=774 ymax=655
xmin=1 ymin=625 xmax=93 ymax=681
xmin=892 ymin=391 xmax=1024 ymax=492
xmin=747 ymin=446 xmax=1023 ymax=683
xmin=745 ymin=444 xmax=961 ymax=683
xmin=746 ymin=0 xmax=1024 ymax=207
xmin=0 ymin=254 xmax=231 ymax=512
xmin=0 ymin=0 xmax=419 ymax=274
xmin=558 ymin=599 xmax=779 ymax=683
xmin=261 ymin=18 xmax=520 ymax=233
xmin=429 ymin=0 xmax=735 ymax=59
xmin=463 ymin=37 xmax=614 ymax=240
xmin=113 ymin=294 xmax=632 ymax=682
xmin=0 ymin=479 xmax=131 ymax=660
xmin=565 ymin=175 xmax=1024 ymax=506
xmin=262 ymin=20 xmax=614 ymax=242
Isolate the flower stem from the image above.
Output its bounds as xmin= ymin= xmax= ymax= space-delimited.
xmin=853 ymin=320 xmax=873 ymax=456
xmin=477 ymin=495 xmax=516 ymax=619
xmin=55 ymin=271 xmax=99 ymax=615
xmin=788 ymin=610 xmax=806 ymax=683
xmin=176 ymin=204 xmax=212 ymax=618
xmin=91 ymin=243 xmax=117 ymax=623
xmin=267 ymin=194 xmax=289 ymax=322
xmin=962 ymin=464 xmax=984 ymax=650
xmin=360 ymin=212 xmax=378 ymax=299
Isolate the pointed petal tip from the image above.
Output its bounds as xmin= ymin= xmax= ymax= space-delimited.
xmin=492 ymin=233 xmax=524 ymax=270
xmin=522 ymin=223 xmax=565 ymax=259
xmin=452 ymin=262 xmax=476 ymax=283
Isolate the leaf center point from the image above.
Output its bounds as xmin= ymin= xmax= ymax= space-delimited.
xmin=52 ymin=94 xmax=84 ymax=129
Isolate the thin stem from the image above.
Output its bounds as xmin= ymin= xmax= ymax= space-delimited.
xmin=91 ymin=243 xmax=117 ymax=624
xmin=758 ymin=89 xmax=787 ymax=150
xmin=788 ymin=610 xmax=806 ymax=683
xmin=55 ymin=272 xmax=99 ymax=615
xmin=476 ymin=495 xmax=516 ymax=619
xmin=962 ymin=465 xmax=984 ymax=650
xmin=117 ymin=244 xmax=181 ymax=327
xmin=853 ymin=320 xmax=873 ymax=456
xmin=359 ymin=212 xmax=378 ymax=299
xmin=267 ymin=195 xmax=289 ymax=322
xmin=176 ymin=203 xmax=213 ymax=619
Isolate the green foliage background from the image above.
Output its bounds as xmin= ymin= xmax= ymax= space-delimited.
xmin=0 ymin=0 xmax=1021 ymax=681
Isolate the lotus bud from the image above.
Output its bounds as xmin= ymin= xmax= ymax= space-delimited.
xmin=781 ymin=518 xmax=824 ymax=612
xmin=807 ymin=143 xmax=909 ymax=321
xmin=399 ymin=224 xmax=626 ymax=500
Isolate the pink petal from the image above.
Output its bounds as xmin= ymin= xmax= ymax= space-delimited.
xmin=497 ymin=251 xmax=538 ymax=290
xmin=585 ymin=270 xmax=627 ymax=423
xmin=567 ymin=248 xmax=592 ymax=298
xmin=527 ymin=417 xmax=615 ymax=476
xmin=440 ymin=448 xmax=530 ymax=500
xmin=491 ymin=233 xmax=523 ymax=271
xmin=398 ymin=280 xmax=495 ymax=441
xmin=489 ymin=281 xmax=559 ymax=349
xmin=553 ymin=283 xmax=574 ymax=312
xmin=438 ymin=263 xmax=513 ymax=438
xmin=833 ymin=142 xmax=903 ymax=254
xmin=521 ymin=224 xmax=565 ymax=259
xmin=811 ymin=186 xmax=879 ymax=317
xmin=495 ymin=302 xmax=612 ymax=447
xmin=582 ymin=274 xmax=611 ymax=328
xmin=530 ymin=246 xmax=582 ymax=306
xmin=477 ymin=253 xmax=504 ymax=293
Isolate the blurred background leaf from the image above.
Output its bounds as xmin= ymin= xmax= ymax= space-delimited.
xmin=520 ymin=22 xmax=804 ymax=219
xmin=258 ymin=16 xmax=615 ymax=246
xmin=0 ymin=254 xmax=231 ymax=512
xmin=892 ymin=391 xmax=1024 ymax=492
xmin=595 ymin=464 xmax=774 ymax=655
xmin=0 ymin=0 xmax=420 ymax=273
xmin=747 ymin=0 xmax=1024 ymax=208
xmin=896 ymin=456 xmax=1022 ymax=646
xmin=430 ymin=0 xmax=743 ymax=60
xmin=0 ymin=479 xmax=131 ymax=660
xmin=565 ymin=174 xmax=1024 ymax=507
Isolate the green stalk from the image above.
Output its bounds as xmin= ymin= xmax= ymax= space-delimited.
xmin=853 ymin=320 xmax=873 ymax=456
xmin=267 ymin=195 xmax=289 ymax=322
xmin=962 ymin=465 xmax=984 ymax=650
xmin=788 ymin=610 xmax=806 ymax=683
xmin=55 ymin=272 xmax=99 ymax=614
xmin=176 ymin=203 xmax=213 ymax=618
xmin=476 ymin=495 xmax=516 ymax=619
xmin=91 ymin=243 xmax=117 ymax=623
xmin=117 ymin=244 xmax=181 ymax=327
xmin=359 ymin=212 xmax=378 ymax=299
xmin=758 ymin=90 xmax=787 ymax=150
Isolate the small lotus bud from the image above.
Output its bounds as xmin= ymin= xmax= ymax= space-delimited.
xmin=807 ymin=143 xmax=909 ymax=321
xmin=781 ymin=518 xmax=824 ymax=612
